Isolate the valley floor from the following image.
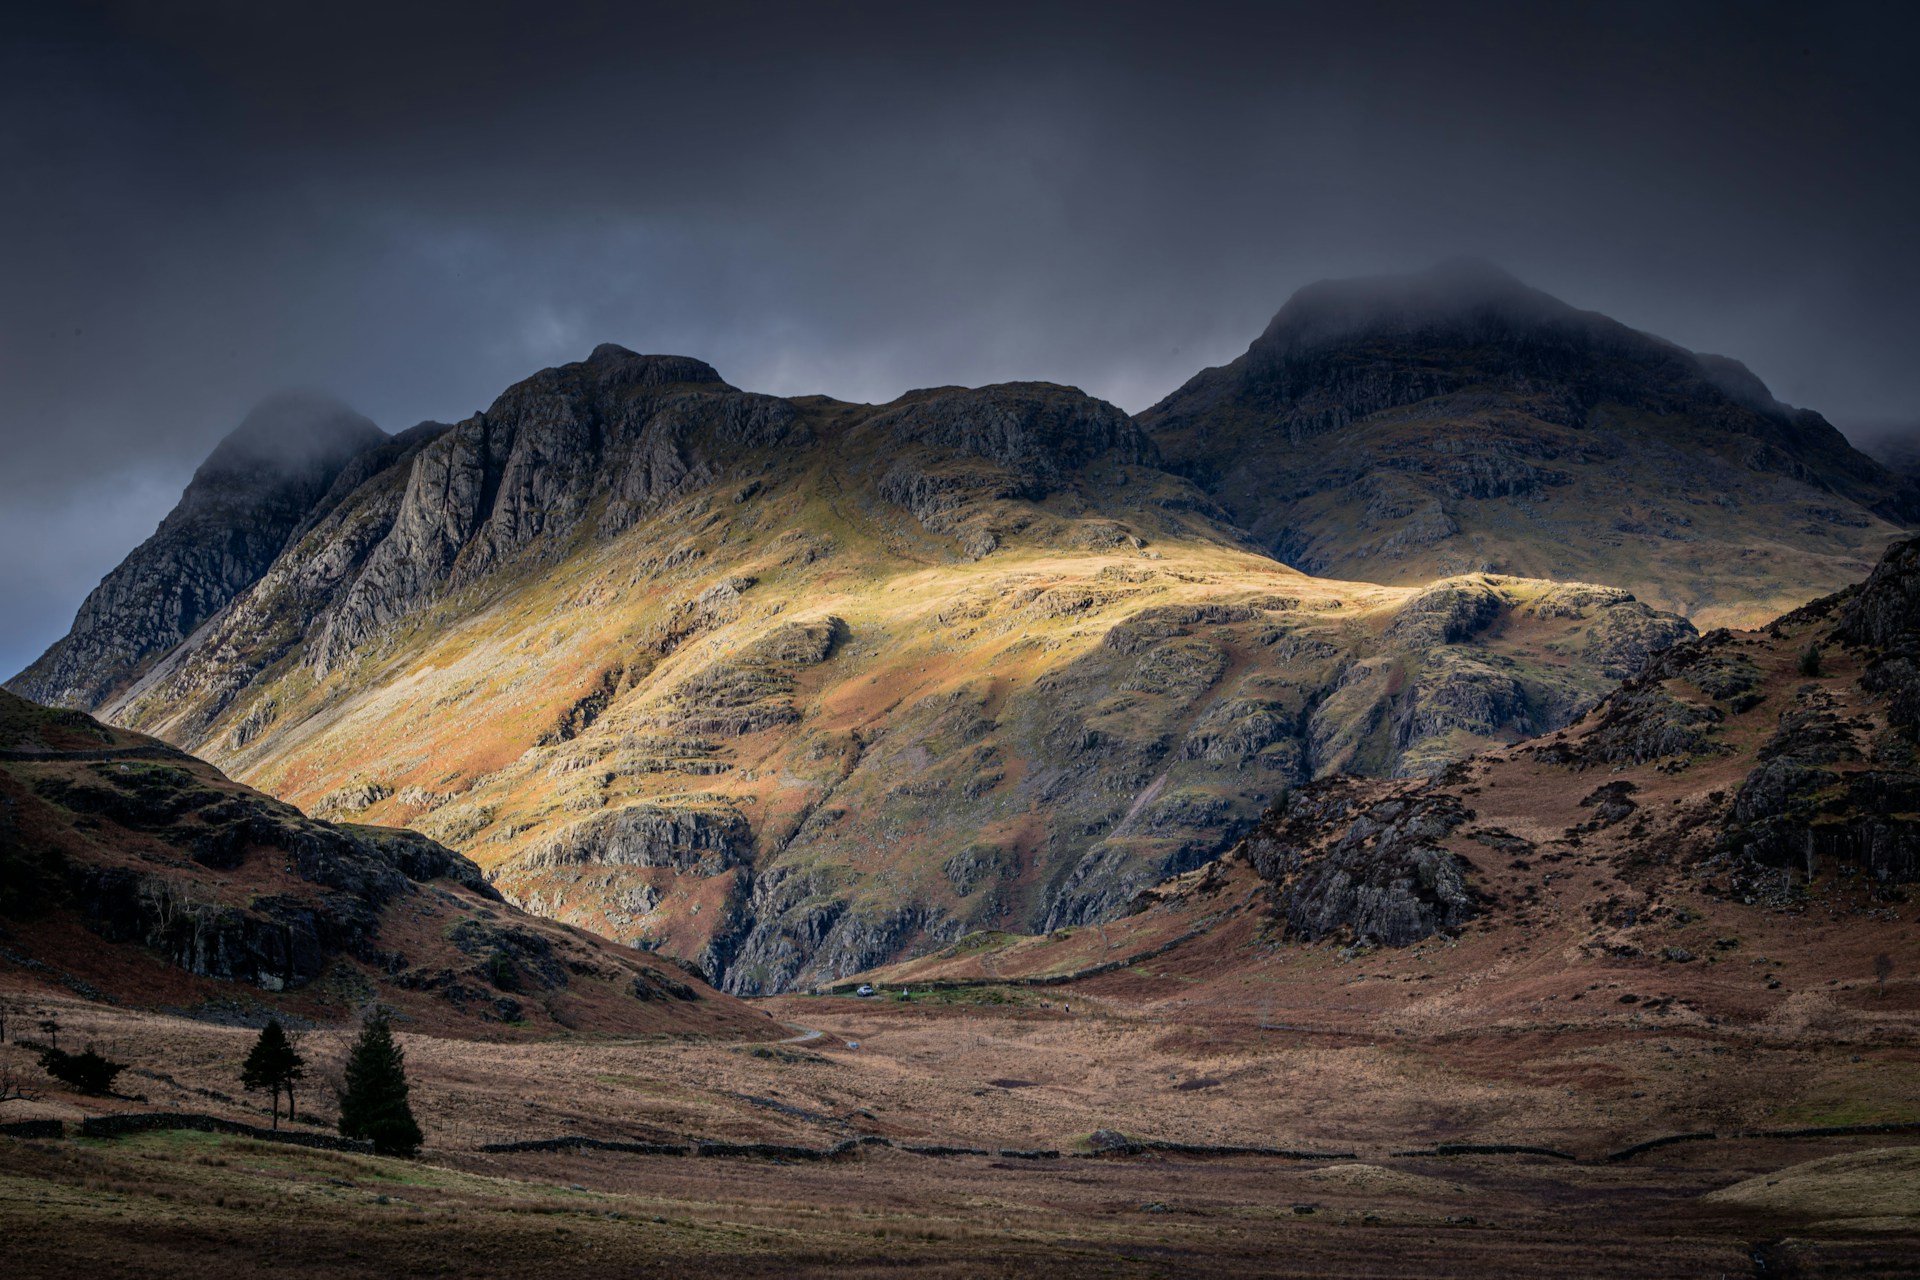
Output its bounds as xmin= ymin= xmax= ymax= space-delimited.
xmin=3 ymin=929 xmax=1918 ymax=1277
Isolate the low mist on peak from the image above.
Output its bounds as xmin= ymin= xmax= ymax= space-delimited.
xmin=1254 ymin=260 xmax=1614 ymax=358
xmin=200 ymin=391 xmax=386 ymax=478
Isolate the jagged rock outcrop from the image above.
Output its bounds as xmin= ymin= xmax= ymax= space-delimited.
xmin=9 ymin=393 xmax=387 ymax=708
xmin=1489 ymin=537 xmax=1920 ymax=889
xmin=1197 ymin=535 xmax=1920 ymax=968
xmin=503 ymin=803 xmax=753 ymax=875
xmin=716 ymin=863 xmax=966 ymax=995
xmin=1708 ymin=536 xmax=1920 ymax=884
xmin=1241 ymin=778 xmax=1477 ymax=945
xmin=1834 ymin=535 xmax=1920 ymax=738
xmin=312 ymin=347 xmax=803 ymax=666
xmin=864 ymin=382 xmax=1165 ymax=555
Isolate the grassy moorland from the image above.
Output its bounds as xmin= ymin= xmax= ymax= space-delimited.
xmin=2 ymin=926 xmax=1916 ymax=1280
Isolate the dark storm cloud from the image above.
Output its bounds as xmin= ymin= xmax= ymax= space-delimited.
xmin=5 ymin=0 xmax=1920 ymax=675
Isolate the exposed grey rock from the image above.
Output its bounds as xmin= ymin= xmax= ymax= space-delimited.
xmin=1723 ymin=678 xmax=1920 ymax=884
xmin=1838 ymin=535 xmax=1920 ymax=650
xmin=942 ymin=842 xmax=1015 ymax=896
xmin=1584 ymin=603 xmax=1699 ymax=681
xmin=1578 ymin=780 xmax=1639 ymax=827
xmin=866 ymin=383 xmax=1160 ymax=551
xmin=867 ymin=382 xmax=1158 ymax=497
xmin=1383 ymin=578 xmax=1504 ymax=647
xmin=312 ymin=351 xmax=803 ymax=668
xmin=1837 ymin=536 xmax=1920 ymax=737
xmin=1539 ymin=634 xmax=1744 ymax=768
xmin=1242 ymin=778 xmax=1478 ymax=946
xmin=503 ymin=803 xmax=753 ymax=876
xmin=1181 ymin=698 xmax=1297 ymax=768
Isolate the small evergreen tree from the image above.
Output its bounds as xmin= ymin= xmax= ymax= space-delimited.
xmin=241 ymin=1019 xmax=306 ymax=1129
xmin=1799 ymin=642 xmax=1823 ymax=677
xmin=337 ymin=1010 xmax=422 ymax=1156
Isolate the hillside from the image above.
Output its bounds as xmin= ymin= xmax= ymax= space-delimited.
xmin=1142 ymin=260 xmax=1916 ymax=628
xmin=0 ymin=690 xmax=763 ymax=1037
xmin=866 ymin=533 xmax=1920 ymax=1050
xmin=6 ymin=345 xmax=1694 ymax=993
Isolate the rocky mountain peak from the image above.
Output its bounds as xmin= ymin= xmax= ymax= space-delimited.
xmin=580 ymin=344 xmax=728 ymax=388
xmin=865 ymin=381 xmax=1159 ymax=487
xmin=1142 ymin=264 xmax=1917 ymax=624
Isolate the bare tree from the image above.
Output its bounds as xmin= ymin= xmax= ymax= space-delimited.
xmin=1875 ymin=952 xmax=1895 ymax=995
xmin=1 ymin=1062 xmax=43 ymax=1103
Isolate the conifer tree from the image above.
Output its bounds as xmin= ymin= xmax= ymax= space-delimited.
xmin=240 ymin=1019 xmax=305 ymax=1128
xmin=336 ymin=1010 xmax=422 ymax=1156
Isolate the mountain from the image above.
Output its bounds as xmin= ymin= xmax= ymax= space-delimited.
xmin=1864 ymin=429 xmax=1920 ymax=486
xmin=1141 ymin=260 xmax=1917 ymax=628
xmin=865 ymin=534 xmax=1920 ymax=1040
xmin=5 ymin=345 xmax=1693 ymax=993
xmin=10 ymin=393 xmax=391 ymax=709
xmin=0 ymin=689 xmax=760 ymax=1036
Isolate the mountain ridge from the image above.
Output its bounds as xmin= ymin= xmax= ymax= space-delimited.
xmin=11 ymin=264 xmax=1909 ymax=993
xmin=5 ymin=339 xmax=1696 ymax=993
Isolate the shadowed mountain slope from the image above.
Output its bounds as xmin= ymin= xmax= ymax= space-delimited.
xmin=6 ymin=344 xmax=1695 ymax=994
xmin=1142 ymin=261 xmax=1916 ymax=628
xmin=0 ymin=689 xmax=762 ymax=1037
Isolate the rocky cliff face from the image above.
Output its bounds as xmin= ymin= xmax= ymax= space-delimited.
xmin=10 ymin=338 xmax=1705 ymax=994
xmin=1242 ymin=778 xmax=1478 ymax=946
xmin=1142 ymin=260 xmax=1916 ymax=628
xmin=9 ymin=394 xmax=389 ymax=709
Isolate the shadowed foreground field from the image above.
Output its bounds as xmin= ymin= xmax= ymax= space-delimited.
xmin=2 ymin=977 xmax=1918 ymax=1277
xmin=5 ymin=1125 xmax=1919 ymax=1277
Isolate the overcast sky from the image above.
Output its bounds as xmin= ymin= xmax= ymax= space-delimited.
xmin=4 ymin=0 xmax=1919 ymax=678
